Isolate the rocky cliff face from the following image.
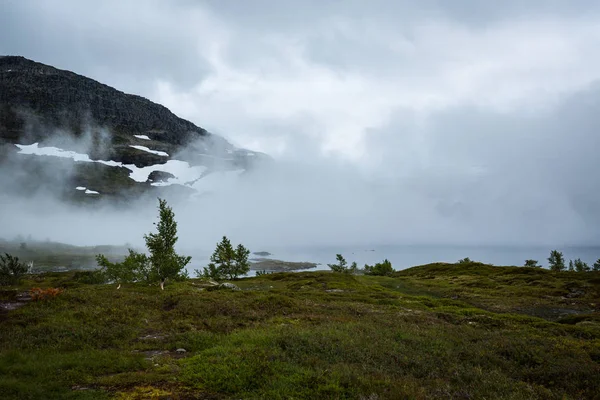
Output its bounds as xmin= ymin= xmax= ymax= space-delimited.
xmin=0 ymin=56 xmax=269 ymax=202
xmin=0 ymin=56 xmax=206 ymax=145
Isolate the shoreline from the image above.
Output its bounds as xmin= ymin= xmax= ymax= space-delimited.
xmin=249 ymin=258 xmax=319 ymax=272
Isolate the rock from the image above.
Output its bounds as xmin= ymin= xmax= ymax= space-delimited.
xmin=138 ymin=333 xmax=166 ymax=340
xmin=0 ymin=56 xmax=209 ymax=146
xmin=15 ymin=292 xmax=32 ymax=302
xmin=565 ymin=289 xmax=585 ymax=298
xmin=193 ymin=279 xmax=219 ymax=288
xmin=147 ymin=170 xmax=175 ymax=183
xmin=218 ymin=283 xmax=241 ymax=291
xmin=176 ymin=348 xmax=187 ymax=354
xmin=135 ymin=350 xmax=168 ymax=360
xmin=0 ymin=302 xmax=25 ymax=311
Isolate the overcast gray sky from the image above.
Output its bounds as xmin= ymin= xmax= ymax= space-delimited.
xmin=2 ymin=0 xmax=600 ymax=247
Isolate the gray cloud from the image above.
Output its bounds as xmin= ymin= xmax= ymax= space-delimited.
xmin=1 ymin=0 xmax=600 ymax=249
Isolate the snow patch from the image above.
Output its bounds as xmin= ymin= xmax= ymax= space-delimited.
xmin=85 ymin=189 xmax=99 ymax=195
xmin=16 ymin=143 xmax=95 ymax=162
xmin=133 ymin=135 xmax=151 ymax=140
xmin=128 ymin=160 xmax=207 ymax=183
xmin=75 ymin=186 xmax=86 ymax=191
xmin=129 ymin=145 xmax=168 ymax=157
xmin=16 ymin=142 xmax=207 ymax=185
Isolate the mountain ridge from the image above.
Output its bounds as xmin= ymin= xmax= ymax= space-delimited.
xmin=0 ymin=55 xmax=209 ymax=146
xmin=0 ymin=55 xmax=268 ymax=202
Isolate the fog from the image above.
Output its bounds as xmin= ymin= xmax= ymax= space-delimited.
xmin=1 ymin=1 xmax=600 ymax=253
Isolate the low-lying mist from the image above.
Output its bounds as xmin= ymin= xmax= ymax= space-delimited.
xmin=3 ymin=83 xmax=600 ymax=256
xmin=0 ymin=140 xmax=595 ymax=256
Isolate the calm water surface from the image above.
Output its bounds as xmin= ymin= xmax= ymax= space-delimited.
xmin=185 ymin=244 xmax=600 ymax=276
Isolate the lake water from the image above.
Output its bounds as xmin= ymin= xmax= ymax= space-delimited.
xmin=184 ymin=244 xmax=600 ymax=276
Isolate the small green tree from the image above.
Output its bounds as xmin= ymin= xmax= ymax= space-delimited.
xmin=573 ymin=258 xmax=590 ymax=272
xmin=199 ymin=236 xmax=250 ymax=280
xmin=328 ymin=254 xmax=348 ymax=273
xmin=594 ymin=259 xmax=600 ymax=272
xmin=203 ymin=236 xmax=234 ymax=280
xmin=96 ymin=198 xmax=190 ymax=290
xmin=199 ymin=263 xmax=224 ymax=281
xmin=144 ymin=198 xmax=191 ymax=289
xmin=457 ymin=257 xmax=472 ymax=264
xmin=0 ymin=253 xmax=29 ymax=286
xmin=327 ymin=254 xmax=358 ymax=274
xmin=96 ymin=250 xmax=153 ymax=288
xmin=548 ymin=250 xmax=565 ymax=272
xmin=568 ymin=260 xmax=574 ymax=272
xmin=364 ymin=259 xmax=394 ymax=276
xmin=96 ymin=254 xmax=125 ymax=288
xmin=524 ymin=259 xmax=540 ymax=268
xmin=128 ymin=251 xmax=153 ymax=284
xmin=233 ymin=243 xmax=251 ymax=278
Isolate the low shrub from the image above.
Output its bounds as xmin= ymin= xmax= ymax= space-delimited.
xmin=0 ymin=253 xmax=29 ymax=286
xmin=364 ymin=259 xmax=394 ymax=276
xmin=30 ymin=287 xmax=63 ymax=301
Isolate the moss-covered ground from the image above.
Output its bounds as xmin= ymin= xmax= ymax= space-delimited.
xmin=1 ymin=264 xmax=599 ymax=399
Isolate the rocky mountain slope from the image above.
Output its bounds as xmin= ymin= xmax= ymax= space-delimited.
xmin=0 ymin=56 xmax=269 ymax=202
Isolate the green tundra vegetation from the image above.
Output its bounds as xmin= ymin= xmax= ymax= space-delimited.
xmin=326 ymin=254 xmax=393 ymax=276
xmin=0 ymin=260 xmax=598 ymax=399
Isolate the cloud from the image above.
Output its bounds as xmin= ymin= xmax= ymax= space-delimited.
xmin=1 ymin=0 xmax=600 ymax=248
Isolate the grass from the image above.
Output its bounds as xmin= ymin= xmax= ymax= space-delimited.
xmin=391 ymin=262 xmax=600 ymax=319
xmin=0 ymin=240 xmax=131 ymax=272
xmin=0 ymin=264 xmax=599 ymax=399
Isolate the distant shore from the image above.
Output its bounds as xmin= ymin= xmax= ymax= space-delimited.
xmin=249 ymin=258 xmax=318 ymax=272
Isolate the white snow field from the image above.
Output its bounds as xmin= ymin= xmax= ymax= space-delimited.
xmin=133 ymin=135 xmax=151 ymax=140
xmin=129 ymin=160 xmax=207 ymax=183
xmin=151 ymin=169 xmax=245 ymax=194
xmin=129 ymin=145 xmax=168 ymax=157
xmin=15 ymin=143 xmax=208 ymax=186
xmin=74 ymin=186 xmax=99 ymax=195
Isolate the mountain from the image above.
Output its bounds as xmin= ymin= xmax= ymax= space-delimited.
xmin=0 ymin=56 xmax=269 ymax=202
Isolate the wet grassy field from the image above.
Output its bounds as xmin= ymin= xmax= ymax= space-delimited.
xmin=0 ymin=263 xmax=599 ymax=399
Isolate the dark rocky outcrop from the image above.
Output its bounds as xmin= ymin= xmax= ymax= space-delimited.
xmin=147 ymin=170 xmax=175 ymax=183
xmin=0 ymin=56 xmax=207 ymax=145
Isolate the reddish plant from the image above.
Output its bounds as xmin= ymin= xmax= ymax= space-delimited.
xmin=30 ymin=287 xmax=63 ymax=301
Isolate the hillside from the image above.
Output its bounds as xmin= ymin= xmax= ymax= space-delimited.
xmin=0 ymin=56 xmax=270 ymax=202
xmin=0 ymin=264 xmax=598 ymax=399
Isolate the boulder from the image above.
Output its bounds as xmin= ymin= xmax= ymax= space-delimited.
xmin=217 ymin=282 xmax=241 ymax=291
xmin=147 ymin=170 xmax=176 ymax=183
